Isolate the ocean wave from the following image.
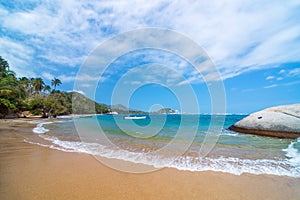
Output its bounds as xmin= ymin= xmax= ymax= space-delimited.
xmin=221 ymin=129 xmax=239 ymax=136
xmin=24 ymin=139 xmax=77 ymax=152
xmin=32 ymin=121 xmax=53 ymax=134
xmin=24 ymin=135 xmax=300 ymax=178
xmin=31 ymin=119 xmax=71 ymax=134
xmin=282 ymin=138 xmax=300 ymax=165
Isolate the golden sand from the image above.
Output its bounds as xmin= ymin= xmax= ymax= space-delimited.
xmin=0 ymin=119 xmax=299 ymax=200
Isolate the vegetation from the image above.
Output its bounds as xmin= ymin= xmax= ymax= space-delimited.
xmin=0 ymin=56 xmax=109 ymax=118
xmin=110 ymin=104 xmax=147 ymax=114
xmin=71 ymin=92 xmax=109 ymax=114
xmin=51 ymin=77 xmax=62 ymax=90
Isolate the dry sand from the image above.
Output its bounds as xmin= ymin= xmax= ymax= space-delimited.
xmin=0 ymin=119 xmax=299 ymax=200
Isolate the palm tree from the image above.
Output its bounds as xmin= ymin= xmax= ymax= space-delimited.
xmin=51 ymin=77 xmax=62 ymax=90
xmin=0 ymin=61 xmax=25 ymax=118
xmin=18 ymin=77 xmax=30 ymax=96
xmin=0 ymin=56 xmax=15 ymax=78
xmin=32 ymin=77 xmax=45 ymax=94
xmin=43 ymin=85 xmax=51 ymax=94
xmin=0 ymin=74 xmax=18 ymax=96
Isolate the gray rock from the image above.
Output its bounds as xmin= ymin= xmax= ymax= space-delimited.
xmin=229 ymin=104 xmax=300 ymax=138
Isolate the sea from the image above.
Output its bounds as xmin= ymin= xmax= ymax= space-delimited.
xmin=25 ymin=114 xmax=300 ymax=177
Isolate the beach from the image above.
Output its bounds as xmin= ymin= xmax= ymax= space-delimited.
xmin=0 ymin=119 xmax=299 ymax=200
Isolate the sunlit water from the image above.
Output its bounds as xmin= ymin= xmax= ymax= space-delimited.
xmin=26 ymin=114 xmax=300 ymax=177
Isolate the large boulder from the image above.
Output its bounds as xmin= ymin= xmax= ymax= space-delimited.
xmin=229 ymin=104 xmax=300 ymax=138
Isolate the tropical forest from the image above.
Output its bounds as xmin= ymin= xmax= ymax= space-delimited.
xmin=0 ymin=56 xmax=109 ymax=118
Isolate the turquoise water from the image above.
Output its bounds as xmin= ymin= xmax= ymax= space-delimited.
xmin=29 ymin=114 xmax=300 ymax=177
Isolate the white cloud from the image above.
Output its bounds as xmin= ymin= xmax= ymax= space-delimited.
xmin=264 ymin=80 xmax=300 ymax=89
xmin=58 ymin=73 xmax=103 ymax=83
xmin=285 ymin=80 xmax=300 ymax=86
xmin=42 ymin=72 xmax=54 ymax=80
xmin=279 ymin=69 xmax=286 ymax=74
xmin=266 ymin=76 xmax=275 ymax=80
xmin=0 ymin=37 xmax=35 ymax=77
xmin=119 ymin=64 xmax=187 ymax=86
xmin=40 ymin=54 xmax=85 ymax=67
xmin=264 ymin=67 xmax=300 ymax=83
xmin=162 ymin=1 xmax=300 ymax=77
xmin=264 ymin=84 xmax=278 ymax=89
xmin=287 ymin=68 xmax=300 ymax=77
xmin=1 ymin=0 xmax=299 ymax=80
xmin=0 ymin=6 xmax=8 ymax=20
xmin=80 ymin=83 xmax=92 ymax=88
xmin=67 ymin=90 xmax=85 ymax=95
xmin=57 ymin=75 xmax=76 ymax=82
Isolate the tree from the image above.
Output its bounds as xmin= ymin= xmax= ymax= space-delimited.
xmin=0 ymin=57 xmax=25 ymax=118
xmin=32 ymin=77 xmax=45 ymax=94
xmin=43 ymin=85 xmax=51 ymax=94
xmin=0 ymin=56 xmax=110 ymax=118
xmin=18 ymin=77 xmax=31 ymax=96
xmin=0 ymin=56 xmax=14 ymax=77
xmin=51 ymin=77 xmax=62 ymax=90
xmin=0 ymin=98 xmax=16 ymax=118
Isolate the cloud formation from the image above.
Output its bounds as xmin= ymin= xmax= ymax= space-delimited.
xmin=0 ymin=0 xmax=299 ymax=81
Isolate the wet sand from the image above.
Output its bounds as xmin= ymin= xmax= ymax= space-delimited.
xmin=0 ymin=119 xmax=299 ymax=200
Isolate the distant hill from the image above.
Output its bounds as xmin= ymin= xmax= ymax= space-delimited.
xmin=70 ymin=92 xmax=109 ymax=114
xmin=71 ymin=93 xmax=147 ymax=115
xmin=153 ymin=108 xmax=179 ymax=114
xmin=110 ymin=104 xmax=146 ymax=114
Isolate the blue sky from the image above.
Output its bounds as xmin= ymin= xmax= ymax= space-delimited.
xmin=0 ymin=0 xmax=300 ymax=114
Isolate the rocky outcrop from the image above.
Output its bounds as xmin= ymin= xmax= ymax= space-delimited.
xmin=229 ymin=104 xmax=300 ymax=138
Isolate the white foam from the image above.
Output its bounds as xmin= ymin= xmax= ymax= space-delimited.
xmin=32 ymin=122 xmax=53 ymax=134
xmin=222 ymin=129 xmax=239 ymax=136
xmin=283 ymin=138 xmax=300 ymax=165
xmin=23 ymin=135 xmax=300 ymax=178
xmin=29 ymin=120 xmax=44 ymax=124
xmin=170 ymin=156 xmax=300 ymax=178
xmin=56 ymin=114 xmax=97 ymax=119
xmin=24 ymin=139 xmax=77 ymax=152
xmin=56 ymin=115 xmax=74 ymax=119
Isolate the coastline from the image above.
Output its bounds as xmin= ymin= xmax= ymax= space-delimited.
xmin=1 ymin=119 xmax=300 ymax=200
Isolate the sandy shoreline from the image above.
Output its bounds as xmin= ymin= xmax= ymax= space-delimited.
xmin=0 ymin=119 xmax=299 ymax=200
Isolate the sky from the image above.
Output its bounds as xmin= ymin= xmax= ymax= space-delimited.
xmin=0 ymin=0 xmax=300 ymax=114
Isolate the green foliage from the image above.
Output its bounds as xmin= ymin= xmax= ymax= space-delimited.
xmin=95 ymin=103 xmax=109 ymax=114
xmin=0 ymin=56 xmax=15 ymax=77
xmin=27 ymin=97 xmax=45 ymax=113
xmin=51 ymin=77 xmax=62 ymax=90
xmin=0 ymin=98 xmax=17 ymax=110
xmin=0 ymin=56 xmax=111 ymax=118
xmin=32 ymin=77 xmax=45 ymax=94
xmin=70 ymin=92 xmax=109 ymax=114
xmin=0 ymin=98 xmax=16 ymax=118
xmin=0 ymin=59 xmax=26 ymax=117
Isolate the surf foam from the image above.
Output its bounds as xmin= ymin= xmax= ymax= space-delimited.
xmin=24 ymin=134 xmax=300 ymax=178
xmin=32 ymin=121 xmax=53 ymax=134
xmin=283 ymin=138 xmax=300 ymax=165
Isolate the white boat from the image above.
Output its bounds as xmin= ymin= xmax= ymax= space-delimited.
xmin=123 ymin=116 xmax=147 ymax=120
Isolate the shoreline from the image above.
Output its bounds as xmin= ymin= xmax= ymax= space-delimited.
xmin=1 ymin=119 xmax=300 ymax=199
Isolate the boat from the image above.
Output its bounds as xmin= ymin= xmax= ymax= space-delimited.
xmin=123 ymin=115 xmax=147 ymax=120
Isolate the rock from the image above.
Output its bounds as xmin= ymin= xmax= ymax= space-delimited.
xmin=229 ymin=104 xmax=300 ymax=138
